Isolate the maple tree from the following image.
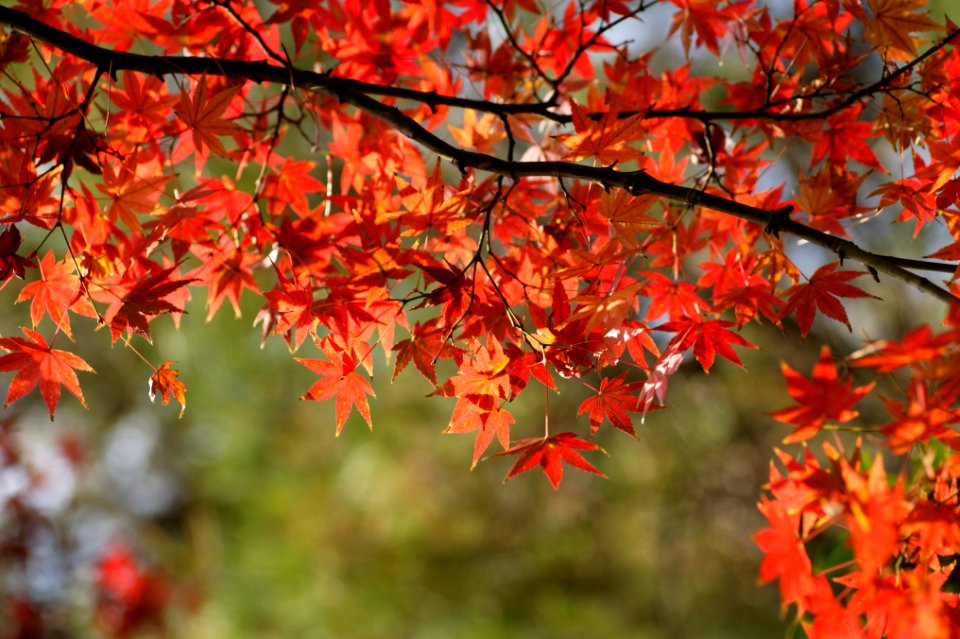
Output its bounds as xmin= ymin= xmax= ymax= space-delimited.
xmin=2 ymin=0 xmax=960 ymax=634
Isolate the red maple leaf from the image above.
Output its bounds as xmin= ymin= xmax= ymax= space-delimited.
xmin=492 ymin=432 xmax=606 ymax=489
xmin=779 ymin=262 xmax=877 ymax=338
xmin=769 ymin=346 xmax=875 ymax=443
xmin=754 ymin=498 xmax=822 ymax=611
xmin=0 ymin=327 xmax=95 ymax=419
xmin=557 ymin=100 xmax=645 ymax=164
xmin=850 ymin=326 xmax=956 ymax=373
xmin=100 ymin=265 xmax=195 ymax=342
xmin=392 ymin=319 xmax=465 ymax=385
xmin=298 ymin=341 xmax=375 ymax=435
xmin=174 ymin=76 xmax=241 ymax=158
xmin=577 ymin=374 xmax=642 ymax=436
xmin=657 ymin=315 xmax=755 ymax=372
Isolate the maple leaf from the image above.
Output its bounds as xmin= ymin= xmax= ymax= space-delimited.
xmin=16 ymin=251 xmax=97 ymax=339
xmin=769 ymin=346 xmax=875 ymax=443
xmin=298 ymin=343 xmax=375 ymax=435
xmin=668 ymin=0 xmax=753 ymax=55
xmin=448 ymin=109 xmax=505 ymax=153
xmin=863 ymin=0 xmax=940 ymax=61
xmin=879 ymin=379 xmax=959 ymax=453
xmin=445 ymin=399 xmax=514 ymax=467
xmin=779 ymin=262 xmax=877 ymax=338
xmin=100 ymin=265 xmax=196 ymax=342
xmin=492 ymin=432 xmax=606 ymax=489
xmin=578 ymin=374 xmax=642 ymax=436
xmin=262 ymin=284 xmax=317 ymax=351
xmin=657 ymin=316 xmax=755 ymax=372
xmin=174 ymin=76 xmax=241 ymax=158
xmin=754 ymin=498 xmax=823 ymax=612
xmin=447 ymin=340 xmax=513 ymax=408
xmin=0 ymin=327 xmax=94 ymax=419
xmin=850 ymin=326 xmax=956 ymax=373
xmin=599 ymin=190 xmax=662 ymax=250
xmin=95 ymin=156 xmax=171 ymax=231
xmin=809 ymin=107 xmax=885 ymax=172
xmin=557 ymin=101 xmax=645 ymax=164
xmin=148 ymin=360 xmax=187 ymax=418
xmin=392 ymin=320 xmax=465 ymax=385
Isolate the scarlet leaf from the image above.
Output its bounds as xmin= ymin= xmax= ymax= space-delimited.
xmin=779 ymin=263 xmax=877 ymax=338
xmin=557 ymin=100 xmax=645 ymax=164
xmin=577 ymin=374 xmax=642 ymax=436
xmin=16 ymin=251 xmax=96 ymax=338
xmin=492 ymin=432 xmax=606 ymax=489
xmin=174 ymin=76 xmax=241 ymax=158
xmin=0 ymin=327 xmax=95 ymax=419
xmin=769 ymin=346 xmax=875 ymax=443
xmin=101 ymin=265 xmax=195 ymax=342
xmin=657 ymin=316 xmax=755 ymax=372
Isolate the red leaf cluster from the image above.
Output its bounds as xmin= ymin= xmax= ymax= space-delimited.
xmin=0 ymin=0 xmax=959 ymax=630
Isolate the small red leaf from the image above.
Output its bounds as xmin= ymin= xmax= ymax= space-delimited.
xmin=577 ymin=374 xmax=642 ymax=436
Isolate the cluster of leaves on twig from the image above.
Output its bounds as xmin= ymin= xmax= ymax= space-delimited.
xmin=1 ymin=0 xmax=960 ymax=633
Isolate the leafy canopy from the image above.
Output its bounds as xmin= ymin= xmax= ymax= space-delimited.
xmin=1 ymin=0 xmax=960 ymax=634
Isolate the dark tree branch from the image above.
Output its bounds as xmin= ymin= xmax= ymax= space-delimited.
xmin=1 ymin=5 xmax=956 ymax=305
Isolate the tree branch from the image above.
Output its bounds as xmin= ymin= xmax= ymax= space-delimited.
xmin=1 ymin=5 xmax=956 ymax=305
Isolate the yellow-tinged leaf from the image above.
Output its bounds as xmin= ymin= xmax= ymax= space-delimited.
xmin=864 ymin=0 xmax=940 ymax=61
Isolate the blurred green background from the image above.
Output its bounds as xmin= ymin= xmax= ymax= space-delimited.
xmin=4 ymin=288 xmax=812 ymax=638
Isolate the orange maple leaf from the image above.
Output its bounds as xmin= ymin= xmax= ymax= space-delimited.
xmin=0 ymin=327 xmax=95 ymax=419
xmin=599 ymin=190 xmax=662 ymax=249
xmin=148 ymin=360 xmax=187 ymax=418
xmin=557 ymin=101 xmax=645 ymax=164
xmin=445 ymin=399 xmax=514 ymax=468
xmin=863 ymin=0 xmax=940 ymax=61
xmin=298 ymin=342 xmax=375 ymax=435
xmin=16 ymin=251 xmax=97 ymax=339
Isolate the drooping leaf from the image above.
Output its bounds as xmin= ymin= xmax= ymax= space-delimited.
xmin=174 ymin=76 xmax=241 ymax=158
xmin=492 ymin=432 xmax=606 ymax=489
xmin=148 ymin=360 xmax=187 ymax=418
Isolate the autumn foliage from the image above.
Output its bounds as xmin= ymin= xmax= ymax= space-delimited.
xmin=2 ymin=0 xmax=960 ymax=634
